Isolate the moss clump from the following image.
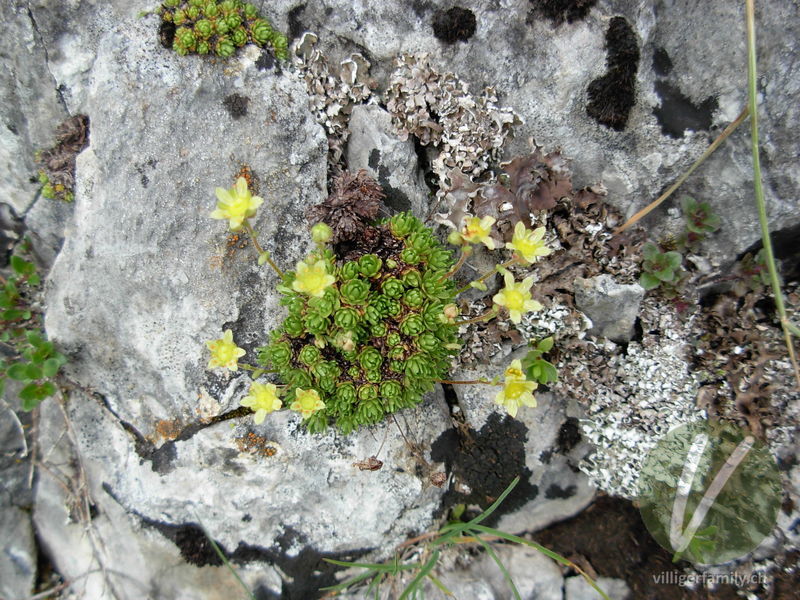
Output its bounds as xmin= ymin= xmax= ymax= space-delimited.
xmin=158 ymin=0 xmax=288 ymax=59
xmin=259 ymin=213 xmax=460 ymax=434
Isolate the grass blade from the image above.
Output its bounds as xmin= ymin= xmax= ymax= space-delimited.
xmin=399 ymin=551 xmax=439 ymax=600
xmin=744 ymin=0 xmax=800 ymax=388
xmin=615 ymin=107 xmax=748 ymax=234
xmin=469 ymin=525 xmax=611 ymax=600
xmin=195 ymin=518 xmax=256 ymax=600
xmin=426 ymin=572 xmax=453 ymax=596
xmin=474 ymin=536 xmax=521 ymax=600
xmin=433 ymin=476 xmax=521 ymax=549
xmin=322 ymin=557 xmax=417 ymax=571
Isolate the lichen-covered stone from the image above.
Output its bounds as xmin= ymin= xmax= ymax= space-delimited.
xmin=574 ymin=274 xmax=644 ymax=342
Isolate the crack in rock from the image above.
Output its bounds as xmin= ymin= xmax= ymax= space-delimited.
xmin=101 ymin=482 xmax=371 ymax=600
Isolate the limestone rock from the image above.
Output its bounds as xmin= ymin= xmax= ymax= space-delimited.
xmin=574 ymin=274 xmax=644 ymax=342
xmin=565 ymin=575 xmax=632 ymax=600
xmin=445 ymin=351 xmax=595 ymax=535
xmin=285 ymin=0 xmax=800 ymax=265
xmin=0 ymin=403 xmax=36 ymax=600
xmin=33 ymin=9 xmax=447 ymax=599
xmin=346 ymin=104 xmax=431 ymax=217
xmin=0 ymin=2 xmax=68 ymax=214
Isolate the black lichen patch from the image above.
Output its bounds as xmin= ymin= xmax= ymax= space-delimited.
xmin=223 ymin=94 xmax=250 ymax=119
xmin=256 ymin=49 xmax=276 ymax=71
xmin=652 ymin=47 xmax=673 ymax=76
xmin=412 ymin=0 xmax=429 ymax=19
xmin=368 ymin=148 xmax=381 ymax=170
xmin=530 ymin=0 xmax=597 ymax=25
xmin=432 ymin=7 xmax=477 ymax=44
xmin=545 ymin=483 xmax=577 ymax=499
xmin=119 ymin=493 xmax=371 ymax=600
xmin=287 ymin=4 xmax=306 ymax=42
xmin=586 ymin=16 xmax=640 ymax=131
xmin=652 ymin=80 xmax=717 ymax=138
xmin=556 ymin=417 xmax=581 ymax=454
xmin=377 ymin=165 xmax=412 ymax=213
xmin=159 ymin=20 xmax=176 ymax=49
xmin=431 ymin=413 xmax=538 ymax=525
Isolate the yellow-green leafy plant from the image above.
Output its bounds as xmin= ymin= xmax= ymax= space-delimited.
xmin=1 ymin=240 xmax=67 ymax=409
xmin=205 ymin=170 xmax=555 ymax=433
xmin=158 ymin=0 xmax=288 ymax=59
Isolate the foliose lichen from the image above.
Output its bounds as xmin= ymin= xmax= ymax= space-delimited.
xmin=258 ymin=212 xmax=461 ymax=434
xmin=158 ymin=0 xmax=288 ymax=59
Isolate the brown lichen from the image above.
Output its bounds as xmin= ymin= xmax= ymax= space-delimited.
xmin=235 ymin=432 xmax=279 ymax=458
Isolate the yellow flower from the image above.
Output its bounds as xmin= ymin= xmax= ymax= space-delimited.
xmin=210 ymin=176 xmax=264 ymax=230
xmin=240 ymin=382 xmax=282 ymax=424
xmin=205 ymin=329 xmax=246 ymax=371
xmin=495 ymin=359 xmax=538 ymax=418
xmin=506 ymin=222 xmax=552 ymax=264
xmin=461 ymin=215 xmax=496 ymax=249
xmin=492 ymin=271 xmax=543 ymax=324
xmin=290 ymin=388 xmax=326 ymax=419
xmin=292 ymin=258 xmax=336 ymax=298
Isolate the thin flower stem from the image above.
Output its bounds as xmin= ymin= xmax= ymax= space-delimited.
xmin=440 ymin=249 xmax=470 ymax=281
xmin=614 ymin=106 xmax=749 ymax=234
xmin=457 ymin=258 xmax=518 ymax=295
xmin=242 ymin=219 xmax=284 ymax=278
xmin=434 ymin=378 xmax=500 ymax=386
xmin=450 ymin=308 xmax=498 ymax=327
xmin=745 ymin=0 xmax=800 ymax=388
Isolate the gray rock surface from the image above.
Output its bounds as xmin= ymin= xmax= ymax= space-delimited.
xmin=574 ymin=275 xmax=645 ymax=342
xmin=346 ymin=104 xmax=432 ymax=217
xmin=27 ymin=10 xmax=450 ymax=598
xmin=0 ymin=402 xmax=35 ymax=600
xmin=565 ymin=575 xmax=632 ymax=600
xmin=282 ymin=0 xmax=800 ymax=265
xmin=0 ymin=1 xmax=797 ymax=599
xmin=1 ymin=2 xmax=68 ymax=214
xmin=44 ymin=22 xmax=327 ymax=440
xmin=449 ymin=350 xmax=596 ymax=534
xmin=34 ymin=398 xmax=284 ymax=600
xmin=458 ymin=544 xmax=565 ymax=600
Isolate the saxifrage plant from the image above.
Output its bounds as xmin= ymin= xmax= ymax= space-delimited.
xmin=158 ymin=0 xmax=289 ymax=59
xmin=205 ymin=170 xmax=558 ymax=433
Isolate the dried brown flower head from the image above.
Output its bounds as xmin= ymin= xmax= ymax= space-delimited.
xmin=306 ymin=170 xmax=384 ymax=245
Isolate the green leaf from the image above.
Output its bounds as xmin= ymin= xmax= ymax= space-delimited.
xmin=257 ymin=251 xmax=271 ymax=266
xmin=1 ymin=309 xmax=26 ymax=320
xmin=42 ymin=357 xmax=62 ymax=378
xmin=680 ymin=196 xmax=697 ymax=215
xmin=469 ymin=280 xmax=488 ymax=292
xmin=10 ymin=255 xmax=35 ymax=276
xmin=6 ymin=363 xmax=31 ymax=381
xmin=665 ymin=251 xmax=683 ymax=270
xmin=398 ymin=551 xmax=439 ymax=600
xmin=653 ymin=267 xmax=676 ymax=282
xmin=25 ymin=331 xmax=44 ymax=347
xmin=540 ymin=362 xmax=559 ymax=383
xmin=537 ymin=337 xmax=554 ymax=353
xmin=28 ymin=274 xmax=41 ymax=286
xmin=639 ymin=272 xmax=661 ymax=290
xmin=20 ymin=381 xmax=56 ymax=409
xmin=25 ymin=364 xmax=43 ymax=380
xmin=0 ymin=378 xmax=5 ymax=399
xmin=642 ymin=242 xmax=660 ymax=261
